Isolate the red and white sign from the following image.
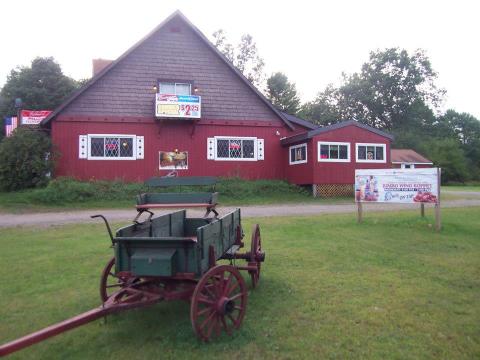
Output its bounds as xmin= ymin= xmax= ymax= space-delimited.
xmin=21 ymin=110 xmax=52 ymax=125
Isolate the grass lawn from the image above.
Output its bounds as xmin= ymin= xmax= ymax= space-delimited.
xmin=0 ymin=208 xmax=479 ymax=359
xmin=443 ymin=185 xmax=480 ymax=192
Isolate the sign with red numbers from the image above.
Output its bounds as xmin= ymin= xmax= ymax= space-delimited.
xmin=155 ymin=94 xmax=201 ymax=119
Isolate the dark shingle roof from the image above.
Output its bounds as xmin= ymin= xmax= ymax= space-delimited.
xmin=280 ymin=120 xmax=394 ymax=146
xmin=280 ymin=112 xmax=317 ymax=130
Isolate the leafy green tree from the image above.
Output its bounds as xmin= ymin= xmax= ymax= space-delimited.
xmin=422 ymin=138 xmax=469 ymax=183
xmin=0 ymin=57 xmax=80 ymax=121
xmin=302 ymin=48 xmax=445 ymax=130
xmin=0 ymin=127 xmax=54 ymax=190
xmin=266 ymin=72 xmax=301 ymax=115
xmin=439 ymin=110 xmax=480 ymax=145
xmin=212 ymin=30 xmax=265 ymax=88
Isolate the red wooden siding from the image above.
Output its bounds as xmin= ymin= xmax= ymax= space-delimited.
xmin=52 ymin=117 xmax=290 ymax=182
xmin=312 ymin=126 xmax=391 ymax=184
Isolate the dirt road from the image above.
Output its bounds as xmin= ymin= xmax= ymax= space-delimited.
xmin=1 ymin=196 xmax=479 ymax=228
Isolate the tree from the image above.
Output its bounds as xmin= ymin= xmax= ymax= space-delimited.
xmin=212 ymin=30 xmax=265 ymax=88
xmin=301 ymin=48 xmax=445 ymax=130
xmin=0 ymin=127 xmax=54 ymax=190
xmin=0 ymin=57 xmax=81 ymax=121
xmin=422 ymin=138 xmax=469 ymax=183
xmin=266 ymin=72 xmax=301 ymax=114
xmin=438 ymin=110 xmax=480 ymax=145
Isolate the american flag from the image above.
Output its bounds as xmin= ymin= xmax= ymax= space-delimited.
xmin=4 ymin=116 xmax=18 ymax=137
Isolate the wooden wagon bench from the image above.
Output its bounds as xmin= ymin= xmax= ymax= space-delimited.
xmin=134 ymin=176 xmax=219 ymax=222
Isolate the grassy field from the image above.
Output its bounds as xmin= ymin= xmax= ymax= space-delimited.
xmin=0 ymin=208 xmax=479 ymax=359
xmin=443 ymin=185 xmax=480 ymax=192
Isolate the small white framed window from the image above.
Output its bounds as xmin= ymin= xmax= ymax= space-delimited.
xmin=209 ymin=136 xmax=263 ymax=161
xmin=86 ymin=134 xmax=138 ymax=160
xmin=159 ymin=82 xmax=191 ymax=95
xmin=289 ymin=143 xmax=307 ymax=165
xmin=356 ymin=143 xmax=386 ymax=163
xmin=318 ymin=142 xmax=350 ymax=162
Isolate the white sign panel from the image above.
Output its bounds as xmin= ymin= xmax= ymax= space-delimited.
xmin=355 ymin=168 xmax=439 ymax=203
xmin=155 ymin=94 xmax=201 ymax=118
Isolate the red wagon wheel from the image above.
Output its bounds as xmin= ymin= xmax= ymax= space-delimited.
xmin=249 ymin=224 xmax=263 ymax=288
xmin=99 ymin=257 xmax=132 ymax=302
xmin=190 ymin=265 xmax=247 ymax=341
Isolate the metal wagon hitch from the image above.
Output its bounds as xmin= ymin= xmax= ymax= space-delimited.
xmin=91 ymin=214 xmax=115 ymax=245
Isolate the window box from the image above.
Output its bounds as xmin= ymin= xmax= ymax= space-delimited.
xmin=317 ymin=142 xmax=350 ymax=162
xmin=289 ymin=143 xmax=307 ymax=165
xmin=356 ymin=143 xmax=386 ymax=163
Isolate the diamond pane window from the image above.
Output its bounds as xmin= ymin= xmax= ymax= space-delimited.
xmin=90 ymin=138 xmax=105 ymax=157
xmin=88 ymin=135 xmax=136 ymax=160
xmin=120 ymin=138 xmax=133 ymax=157
xmin=215 ymin=137 xmax=258 ymax=160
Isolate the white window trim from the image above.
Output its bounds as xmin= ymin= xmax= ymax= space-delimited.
xmin=289 ymin=143 xmax=308 ymax=165
xmin=356 ymin=143 xmax=387 ymax=163
xmin=317 ymin=141 xmax=351 ymax=162
xmin=213 ymin=136 xmax=258 ymax=161
xmin=87 ymin=134 xmax=137 ymax=160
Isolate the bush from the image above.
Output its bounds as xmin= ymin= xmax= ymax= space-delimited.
xmin=29 ymin=178 xmax=148 ymax=204
xmin=0 ymin=127 xmax=54 ymax=191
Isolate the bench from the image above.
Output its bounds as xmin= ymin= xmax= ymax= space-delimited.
xmin=134 ymin=176 xmax=219 ymax=222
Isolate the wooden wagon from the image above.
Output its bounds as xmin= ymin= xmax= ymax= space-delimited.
xmin=0 ymin=177 xmax=265 ymax=356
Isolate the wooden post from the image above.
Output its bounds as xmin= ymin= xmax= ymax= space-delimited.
xmin=357 ymin=201 xmax=363 ymax=223
xmin=435 ymin=168 xmax=441 ymax=231
xmin=420 ymin=203 xmax=425 ymax=217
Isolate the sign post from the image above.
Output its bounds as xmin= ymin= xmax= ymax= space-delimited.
xmin=355 ymin=168 xmax=441 ymax=231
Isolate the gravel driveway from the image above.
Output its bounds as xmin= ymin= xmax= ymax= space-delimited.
xmin=1 ymin=192 xmax=479 ymax=228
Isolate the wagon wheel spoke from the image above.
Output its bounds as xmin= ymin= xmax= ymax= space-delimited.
xmin=200 ymin=310 xmax=216 ymax=331
xmin=197 ymin=306 xmax=214 ymax=317
xmin=105 ymin=283 xmax=122 ymax=289
xmin=220 ymin=315 xmax=232 ymax=335
xmin=197 ymin=295 xmax=214 ymax=305
xmin=222 ymin=273 xmax=234 ymax=297
xmin=229 ymin=292 xmax=243 ymax=301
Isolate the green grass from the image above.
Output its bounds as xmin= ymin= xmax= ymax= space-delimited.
xmin=443 ymin=185 xmax=480 ymax=192
xmin=0 ymin=208 xmax=479 ymax=359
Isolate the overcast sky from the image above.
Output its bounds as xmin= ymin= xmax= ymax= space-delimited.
xmin=1 ymin=0 xmax=478 ymax=118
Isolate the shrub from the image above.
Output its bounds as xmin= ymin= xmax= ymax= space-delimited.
xmin=0 ymin=127 xmax=54 ymax=191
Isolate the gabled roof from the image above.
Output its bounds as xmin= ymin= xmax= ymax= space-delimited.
xmin=41 ymin=10 xmax=294 ymax=130
xmin=391 ymin=149 xmax=432 ymax=164
xmin=280 ymin=120 xmax=394 ymax=146
xmin=280 ymin=112 xmax=317 ymax=130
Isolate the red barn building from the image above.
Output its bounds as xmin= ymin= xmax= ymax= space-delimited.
xmin=41 ymin=11 xmax=394 ymax=196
